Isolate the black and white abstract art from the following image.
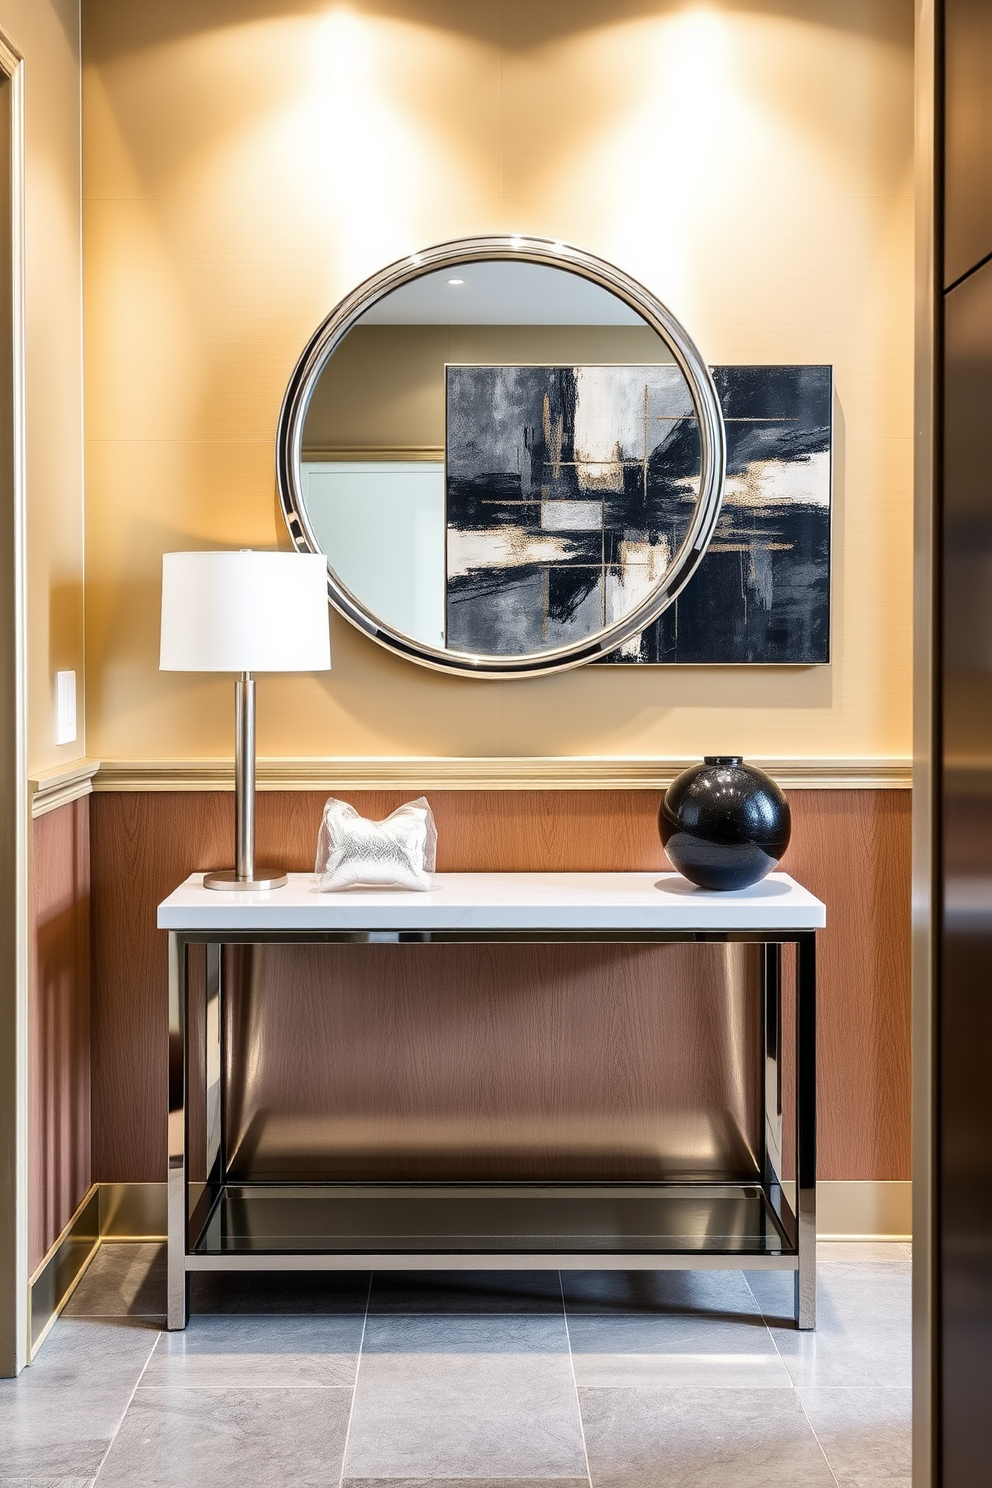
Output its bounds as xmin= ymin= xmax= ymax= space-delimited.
xmin=444 ymin=363 xmax=831 ymax=664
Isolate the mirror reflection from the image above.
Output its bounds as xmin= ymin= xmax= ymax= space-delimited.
xmin=296 ymin=260 xmax=702 ymax=656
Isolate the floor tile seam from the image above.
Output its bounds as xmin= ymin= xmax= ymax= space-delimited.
xmin=561 ymin=1310 xmax=772 ymax=1324
xmin=559 ymin=1271 xmax=594 ymax=1488
xmin=178 ymin=1318 xmax=369 ymax=1327
xmin=133 ymin=1381 xmax=358 ymax=1391
xmin=569 ymin=1381 xmax=800 ymax=1391
xmin=820 ymin=1258 xmax=914 ymax=1281
xmin=338 ymin=1271 xmax=374 ymax=1488
xmin=367 ymin=1310 xmax=565 ymax=1318
xmin=797 ymin=1384 xmax=913 ymax=1393
xmin=88 ymin=1327 xmax=162 ymax=1486
xmin=63 ymin=1311 xmax=165 ymax=1320
xmin=187 ymin=1310 xmax=369 ymax=1319
xmin=740 ymin=1271 xmax=792 ymax=1368
xmin=794 ymin=1382 xmax=843 ymax=1488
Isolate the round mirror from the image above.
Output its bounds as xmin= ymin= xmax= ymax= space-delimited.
xmin=277 ymin=236 xmax=725 ymax=677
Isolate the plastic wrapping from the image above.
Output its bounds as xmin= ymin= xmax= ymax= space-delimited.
xmin=315 ymin=795 xmax=437 ymax=892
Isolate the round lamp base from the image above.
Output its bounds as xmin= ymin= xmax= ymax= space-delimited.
xmin=203 ymin=868 xmax=288 ymax=892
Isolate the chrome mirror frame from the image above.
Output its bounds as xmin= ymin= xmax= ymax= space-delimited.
xmin=276 ymin=235 xmax=726 ymax=678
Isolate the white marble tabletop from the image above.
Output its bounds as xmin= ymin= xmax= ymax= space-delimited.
xmin=158 ymin=870 xmax=825 ymax=933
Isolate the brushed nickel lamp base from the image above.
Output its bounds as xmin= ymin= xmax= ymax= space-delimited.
xmin=203 ymin=868 xmax=288 ymax=892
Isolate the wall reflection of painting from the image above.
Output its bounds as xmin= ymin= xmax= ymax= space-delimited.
xmin=444 ymin=364 xmax=831 ymax=664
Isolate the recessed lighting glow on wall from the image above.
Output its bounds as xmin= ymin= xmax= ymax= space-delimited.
xmin=532 ymin=3 xmax=851 ymax=317
xmin=275 ymin=5 xmax=482 ymax=282
xmin=447 ymin=278 xmax=464 ymax=285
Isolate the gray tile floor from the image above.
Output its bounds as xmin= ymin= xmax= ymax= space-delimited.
xmin=1 ymin=1242 xmax=911 ymax=1488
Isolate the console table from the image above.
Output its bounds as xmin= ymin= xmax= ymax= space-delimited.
xmin=159 ymin=871 xmax=824 ymax=1330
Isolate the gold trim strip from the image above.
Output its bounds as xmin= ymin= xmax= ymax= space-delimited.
xmin=99 ymin=1181 xmax=167 ymax=1241
xmin=92 ymin=756 xmax=913 ymax=793
xmin=786 ymin=1180 xmax=912 ymax=1243
xmin=27 ymin=1183 xmax=99 ymax=1287
xmin=29 ymin=760 xmax=100 ymax=818
xmin=28 ymin=1185 xmax=100 ymax=1358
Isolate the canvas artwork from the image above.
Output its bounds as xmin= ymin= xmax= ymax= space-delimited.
xmin=444 ymin=363 xmax=832 ymax=664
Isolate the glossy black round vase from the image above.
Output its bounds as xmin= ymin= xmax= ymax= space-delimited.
xmin=659 ymin=756 xmax=791 ymax=891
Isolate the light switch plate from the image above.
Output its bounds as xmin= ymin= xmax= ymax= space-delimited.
xmin=56 ymin=670 xmax=76 ymax=745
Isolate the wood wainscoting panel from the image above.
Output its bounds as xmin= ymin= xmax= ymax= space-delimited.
xmin=30 ymin=797 xmax=92 ymax=1273
xmin=783 ymin=790 xmax=912 ymax=1181
xmin=89 ymin=787 xmax=911 ymax=1184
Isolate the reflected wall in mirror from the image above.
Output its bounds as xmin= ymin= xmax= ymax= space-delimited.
xmin=278 ymin=238 xmax=726 ymax=677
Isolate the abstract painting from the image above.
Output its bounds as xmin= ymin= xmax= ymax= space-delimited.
xmin=444 ymin=363 xmax=831 ymax=663
xmin=445 ymin=363 xmax=700 ymax=654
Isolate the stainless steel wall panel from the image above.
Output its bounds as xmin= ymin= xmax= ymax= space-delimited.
xmin=221 ymin=942 xmax=764 ymax=1185
xmin=941 ymin=253 xmax=992 ymax=1486
xmin=945 ymin=0 xmax=992 ymax=286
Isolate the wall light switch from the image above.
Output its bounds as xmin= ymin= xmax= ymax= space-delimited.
xmin=56 ymin=670 xmax=77 ymax=745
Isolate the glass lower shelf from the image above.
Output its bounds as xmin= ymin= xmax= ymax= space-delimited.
xmin=191 ymin=1183 xmax=794 ymax=1257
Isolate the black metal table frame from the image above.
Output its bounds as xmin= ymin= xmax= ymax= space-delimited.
xmin=167 ymin=927 xmax=816 ymax=1330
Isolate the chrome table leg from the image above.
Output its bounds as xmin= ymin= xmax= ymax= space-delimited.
xmin=167 ymin=931 xmax=189 ymax=1329
xmin=763 ymin=943 xmax=784 ymax=1195
xmin=205 ymin=942 xmax=223 ymax=1194
xmin=795 ymin=931 xmax=817 ymax=1329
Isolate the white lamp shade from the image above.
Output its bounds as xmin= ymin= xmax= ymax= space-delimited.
xmin=160 ymin=551 xmax=332 ymax=672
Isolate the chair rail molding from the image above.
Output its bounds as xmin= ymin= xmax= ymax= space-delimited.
xmin=91 ymin=756 xmax=913 ymax=793
xmin=29 ymin=759 xmax=99 ymax=817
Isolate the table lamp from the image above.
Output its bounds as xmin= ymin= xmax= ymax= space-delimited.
xmin=160 ymin=549 xmax=331 ymax=890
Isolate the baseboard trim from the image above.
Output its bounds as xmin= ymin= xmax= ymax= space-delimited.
xmin=28 ymin=1185 xmax=100 ymax=1357
xmin=789 ymin=1180 xmax=912 ymax=1242
xmin=27 ymin=1181 xmax=173 ymax=1358
xmin=90 ymin=1178 xmax=912 ymax=1253
xmin=99 ymin=1181 xmax=167 ymax=1241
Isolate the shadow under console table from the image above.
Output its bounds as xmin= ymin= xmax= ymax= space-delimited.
xmin=159 ymin=870 xmax=824 ymax=1330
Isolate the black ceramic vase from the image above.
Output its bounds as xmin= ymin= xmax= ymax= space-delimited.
xmin=659 ymin=756 xmax=791 ymax=891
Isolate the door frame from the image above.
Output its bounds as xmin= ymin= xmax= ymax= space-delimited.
xmin=0 ymin=25 xmax=30 ymax=1379
xmin=913 ymin=0 xmax=938 ymax=1483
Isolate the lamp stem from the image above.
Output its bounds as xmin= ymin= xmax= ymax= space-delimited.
xmin=235 ymin=671 xmax=255 ymax=881
xmin=203 ymin=672 xmax=286 ymax=891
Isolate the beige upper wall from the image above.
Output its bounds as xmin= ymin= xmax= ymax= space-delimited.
xmin=0 ymin=0 xmax=84 ymax=775
xmin=82 ymin=0 xmax=914 ymax=764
